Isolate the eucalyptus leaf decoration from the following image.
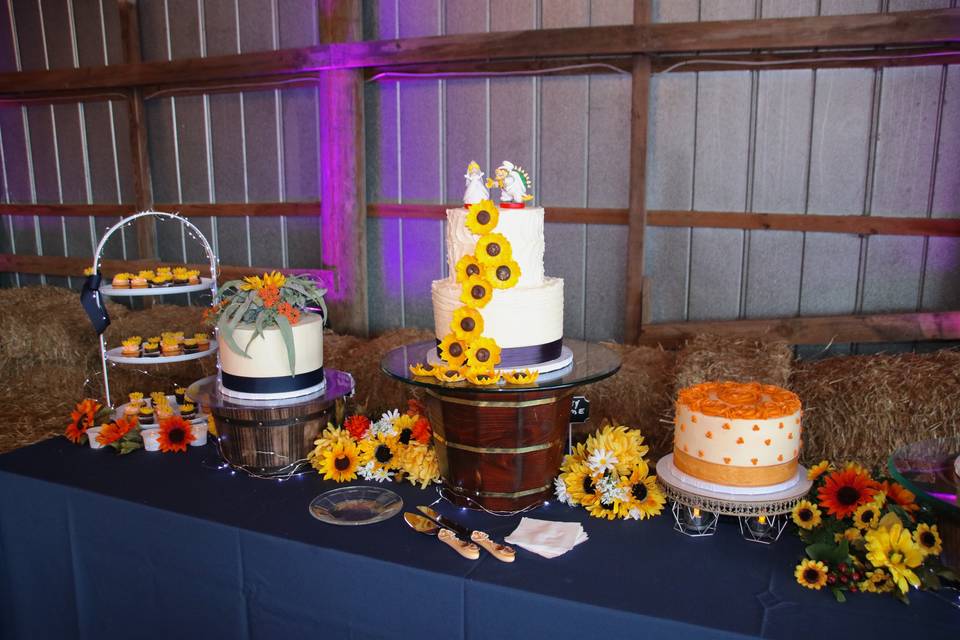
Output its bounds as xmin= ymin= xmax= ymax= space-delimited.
xmin=207 ymin=271 xmax=327 ymax=376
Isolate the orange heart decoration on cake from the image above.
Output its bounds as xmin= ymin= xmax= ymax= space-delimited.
xmin=777 ymin=454 xmax=783 ymax=462
xmin=751 ymin=458 xmax=758 ymax=465
xmin=736 ymin=437 xmax=744 ymax=444
xmin=752 ymin=425 xmax=760 ymax=431
xmin=778 ymin=422 xmax=784 ymax=429
xmin=723 ymin=457 xmax=731 ymax=464
xmin=680 ymin=423 xmax=686 ymax=432
xmin=764 ymin=439 xmax=771 ymax=446
xmin=722 ymin=423 xmax=731 ymax=430
xmin=787 ymin=432 xmax=793 ymax=440
xmin=698 ymin=450 xmax=704 ymax=458
xmin=691 ymin=414 xmax=697 ymax=423
xmin=705 ymin=431 xmax=713 ymax=439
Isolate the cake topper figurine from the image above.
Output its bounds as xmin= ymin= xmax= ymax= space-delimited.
xmin=463 ymin=161 xmax=489 ymax=206
xmin=487 ymin=161 xmax=534 ymax=208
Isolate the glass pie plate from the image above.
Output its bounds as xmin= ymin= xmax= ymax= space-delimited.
xmin=308 ymin=486 xmax=403 ymax=526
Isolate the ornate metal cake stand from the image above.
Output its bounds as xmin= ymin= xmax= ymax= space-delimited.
xmin=381 ymin=339 xmax=620 ymax=512
xmin=657 ymin=454 xmax=812 ymax=543
xmin=188 ymin=369 xmax=355 ymax=477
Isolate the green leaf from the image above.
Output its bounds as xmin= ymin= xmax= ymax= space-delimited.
xmin=218 ymin=297 xmax=254 ymax=358
xmin=831 ymin=587 xmax=846 ymax=603
xmin=274 ymin=312 xmax=296 ymax=376
xmin=806 ymin=539 xmax=849 ymax=566
xmin=919 ymin=567 xmax=941 ymax=591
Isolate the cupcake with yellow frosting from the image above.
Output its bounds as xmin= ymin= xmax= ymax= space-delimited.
xmin=138 ymin=406 xmax=155 ymax=425
xmin=142 ymin=341 xmax=160 ymax=357
xmin=111 ymin=273 xmax=132 ymax=288
xmin=187 ymin=270 xmax=201 ymax=285
xmin=121 ymin=336 xmax=142 ymax=357
xmin=161 ymin=336 xmax=181 ymax=357
xmin=194 ymin=333 xmax=210 ymax=351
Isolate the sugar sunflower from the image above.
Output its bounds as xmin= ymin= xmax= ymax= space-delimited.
xmin=465 ymin=337 xmax=501 ymax=369
xmin=450 ymin=306 xmax=484 ymax=341
xmin=794 ymin=559 xmax=829 ymax=590
xmin=564 ymin=459 xmax=600 ymax=507
xmin=852 ymin=502 xmax=882 ymax=530
xmin=409 ymin=362 xmax=436 ymax=377
xmin=438 ymin=333 xmax=470 ymax=368
xmin=620 ymin=461 xmax=665 ymax=520
xmin=460 ymin=275 xmax=493 ymax=308
xmin=475 ymin=233 xmax=512 ymax=265
xmin=817 ymin=467 xmax=880 ymax=519
xmin=358 ymin=432 xmax=401 ymax=471
xmin=433 ymin=366 xmax=467 ymax=383
xmin=455 ymin=255 xmax=483 ymax=283
xmin=318 ymin=439 xmax=360 ymax=482
xmin=864 ymin=523 xmax=924 ymax=594
xmin=807 ymin=460 xmax=833 ymax=481
xmin=466 ymin=368 xmax=501 ymax=386
xmin=484 ymin=258 xmax=521 ymax=289
xmin=791 ymin=500 xmax=822 ymax=530
xmin=157 ymin=415 xmax=196 ymax=453
xmin=465 ymin=199 xmax=499 ymax=235
xmin=880 ymin=480 xmax=919 ymax=513
xmin=913 ymin=523 xmax=942 ymax=557
xmin=503 ymin=369 xmax=539 ymax=385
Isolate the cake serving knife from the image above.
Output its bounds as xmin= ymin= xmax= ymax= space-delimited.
xmin=417 ymin=506 xmax=516 ymax=563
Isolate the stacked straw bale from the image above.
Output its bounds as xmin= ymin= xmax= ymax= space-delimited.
xmin=793 ymin=351 xmax=960 ymax=469
xmin=673 ymin=334 xmax=794 ymax=391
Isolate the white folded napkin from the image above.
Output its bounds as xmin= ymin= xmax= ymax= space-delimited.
xmin=504 ymin=517 xmax=588 ymax=559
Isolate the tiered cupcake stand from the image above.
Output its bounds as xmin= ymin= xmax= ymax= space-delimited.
xmin=381 ymin=339 xmax=620 ymax=513
xmin=91 ymin=211 xmax=219 ymax=408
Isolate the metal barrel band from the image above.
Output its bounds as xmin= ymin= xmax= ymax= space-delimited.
xmin=425 ymin=388 xmax=559 ymax=408
xmin=215 ymin=412 xmax=328 ymax=428
xmin=455 ymin=483 xmax=554 ymax=499
xmin=432 ymin=432 xmax=562 ymax=455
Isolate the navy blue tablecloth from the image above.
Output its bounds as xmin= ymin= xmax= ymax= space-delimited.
xmin=0 ymin=438 xmax=956 ymax=639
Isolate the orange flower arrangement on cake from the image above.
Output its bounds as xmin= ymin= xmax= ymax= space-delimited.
xmin=276 ymin=302 xmax=301 ymax=325
xmin=158 ymin=415 xmax=196 ymax=453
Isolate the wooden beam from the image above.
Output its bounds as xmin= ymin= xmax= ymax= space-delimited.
xmin=152 ymin=202 xmax=322 ymax=217
xmin=0 ymin=9 xmax=956 ymax=95
xmin=367 ymin=203 xmax=630 ymax=225
xmin=637 ymin=311 xmax=960 ymax=347
xmin=0 ymin=253 xmax=334 ymax=290
xmin=624 ymin=0 xmax=652 ymax=345
xmin=318 ymin=0 xmax=368 ymax=336
xmin=0 ymin=204 xmax=135 ymax=217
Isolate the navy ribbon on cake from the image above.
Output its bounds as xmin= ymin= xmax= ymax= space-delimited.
xmin=436 ymin=339 xmax=562 ymax=368
xmin=222 ymin=367 xmax=325 ymax=394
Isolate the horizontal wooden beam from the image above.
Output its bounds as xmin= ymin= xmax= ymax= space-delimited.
xmin=646 ymin=210 xmax=960 ymax=237
xmin=638 ymin=311 xmax=960 ymax=347
xmin=367 ymin=203 xmax=629 ymax=225
xmin=152 ymin=202 xmax=323 ymax=217
xmin=0 ymin=253 xmax=334 ymax=290
xmin=0 ymin=9 xmax=956 ymax=95
xmin=0 ymin=203 xmax=136 ymax=217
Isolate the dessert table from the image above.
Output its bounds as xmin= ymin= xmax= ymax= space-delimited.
xmin=1 ymin=438 xmax=957 ymax=640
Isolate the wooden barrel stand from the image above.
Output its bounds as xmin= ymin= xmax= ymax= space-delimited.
xmin=425 ymin=388 xmax=574 ymax=512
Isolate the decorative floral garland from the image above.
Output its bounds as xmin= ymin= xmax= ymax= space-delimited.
xmin=307 ymin=400 xmax=440 ymax=489
xmin=554 ymin=425 xmax=666 ymax=521
xmin=791 ymin=460 xmax=955 ymax=602
xmin=65 ymin=398 xmax=198 ymax=455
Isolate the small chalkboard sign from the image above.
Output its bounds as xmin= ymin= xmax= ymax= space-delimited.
xmin=569 ymin=396 xmax=590 ymax=423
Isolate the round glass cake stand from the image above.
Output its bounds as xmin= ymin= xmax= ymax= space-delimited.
xmin=381 ymin=339 xmax=621 ymax=512
xmin=188 ymin=369 xmax=355 ymax=477
xmin=889 ymin=436 xmax=960 ymax=573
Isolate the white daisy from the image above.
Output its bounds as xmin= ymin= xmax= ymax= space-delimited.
xmin=357 ymin=461 xmax=376 ymax=480
xmin=587 ymin=448 xmax=618 ymax=475
xmin=369 ymin=466 xmax=395 ymax=482
xmin=626 ymin=507 xmax=642 ymax=521
xmin=596 ymin=474 xmax=627 ymax=505
xmin=370 ymin=409 xmax=400 ymax=437
xmin=554 ymin=476 xmax=574 ymax=505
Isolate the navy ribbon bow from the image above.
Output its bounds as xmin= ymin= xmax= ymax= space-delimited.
xmin=80 ymin=272 xmax=111 ymax=335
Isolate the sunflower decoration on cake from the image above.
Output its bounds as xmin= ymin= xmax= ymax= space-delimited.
xmin=484 ymin=257 xmax=521 ymax=289
xmin=433 ymin=365 xmax=467 ymax=384
xmin=466 ymin=368 xmax=501 ymax=386
xmin=451 ymin=307 xmax=484 ymax=341
xmin=554 ymin=424 xmax=664 ymax=521
xmin=465 ymin=199 xmax=499 ymax=235
xmin=465 ymin=337 xmax=501 ymax=370
xmin=475 ymin=232 xmax=512 ymax=266
xmin=460 ymin=274 xmax=493 ymax=308
xmin=308 ymin=405 xmax=440 ymax=488
xmin=504 ymin=369 xmax=539 ymax=385
xmin=789 ymin=459 xmax=955 ymax=603
xmin=438 ymin=334 xmax=470 ymax=368
xmin=455 ymin=255 xmax=483 ymax=284
xmin=408 ymin=362 xmax=436 ymax=377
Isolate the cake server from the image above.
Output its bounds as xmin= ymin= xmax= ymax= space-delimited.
xmin=416 ymin=506 xmax=516 ymax=563
xmin=403 ymin=512 xmax=480 ymax=560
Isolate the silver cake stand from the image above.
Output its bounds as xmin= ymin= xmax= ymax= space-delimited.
xmin=657 ymin=454 xmax=812 ymax=543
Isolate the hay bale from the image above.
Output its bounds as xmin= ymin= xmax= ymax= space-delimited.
xmin=793 ymin=350 xmax=960 ymax=470
xmin=674 ymin=334 xmax=794 ymax=391
xmin=576 ymin=343 xmax=677 ymax=460
xmin=0 ymin=286 xmax=128 ymax=368
xmin=0 ymin=363 xmax=94 ymax=453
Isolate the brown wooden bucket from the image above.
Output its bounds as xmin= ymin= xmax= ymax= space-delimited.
xmin=425 ymin=388 xmax=573 ymax=512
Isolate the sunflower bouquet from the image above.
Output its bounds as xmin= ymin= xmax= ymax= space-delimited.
xmin=553 ymin=424 xmax=665 ymax=521
xmin=307 ymin=400 xmax=440 ymax=489
xmin=791 ymin=461 xmax=956 ymax=603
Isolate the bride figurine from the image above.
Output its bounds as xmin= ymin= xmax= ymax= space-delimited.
xmin=463 ymin=161 xmax=489 ymax=205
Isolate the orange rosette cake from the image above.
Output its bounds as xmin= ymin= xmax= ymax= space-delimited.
xmin=673 ymin=381 xmax=802 ymax=488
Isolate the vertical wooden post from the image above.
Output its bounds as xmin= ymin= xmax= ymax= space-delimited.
xmin=118 ymin=1 xmax=156 ymax=263
xmin=624 ymin=0 xmax=652 ymax=344
xmin=318 ymin=0 xmax=368 ymax=336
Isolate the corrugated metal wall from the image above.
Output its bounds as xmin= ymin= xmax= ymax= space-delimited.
xmin=365 ymin=0 xmax=960 ymax=354
xmin=0 ymin=1 xmax=957 ymax=352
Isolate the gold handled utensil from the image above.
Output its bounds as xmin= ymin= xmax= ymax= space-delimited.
xmin=416 ymin=506 xmax=516 ymax=563
xmin=403 ymin=512 xmax=480 ymax=560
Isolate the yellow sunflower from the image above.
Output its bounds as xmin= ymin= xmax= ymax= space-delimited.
xmin=621 ymin=461 xmax=665 ymax=520
xmin=794 ymin=559 xmax=829 ymax=590
xmin=240 ymin=274 xmax=264 ymax=290
xmin=455 ymin=255 xmax=484 ymax=283
xmin=586 ymin=425 xmax=648 ymax=472
xmin=318 ymin=439 xmax=360 ymax=482
xmin=466 ymin=368 xmax=501 ymax=386
xmin=834 ymin=527 xmax=863 ymax=544
xmin=561 ymin=442 xmax=589 ymax=474
xmin=503 ymin=369 xmax=539 ymax=385
xmin=475 ymin=233 xmax=512 ymax=265
xmin=484 ymin=258 xmax=521 ymax=289
xmin=853 ymin=502 xmax=882 ymax=530
xmin=465 ymin=337 xmax=501 ymax=369
xmin=791 ymin=500 xmax=822 ymax=530
xmin=451 ymin=306 xmax=484 ymax=341
xmin=262 ymin=271 xmax=286 ymax=288
xmin=586 ymin=498 xmax=621 ymax=521
xmin=358 ymin=432 xmax=401 ymax=471
xmin=465 ymin=199 xmax=499 ymax=235
xmin=913 ymin=523 xmax=942 ymax=557
xmin=807 ymin=460 xmax=833 ymax=481
xmin=438 ymin=333 xmax=470 ymax=367
xmin=409 ymin=362 xmax=436 ymax=377
xmin=563 ymin=460 xmax=599 ymax=507
xmin=864 ymin=523 xmax=924 ymax=594
xmin=460 ymin=275 xmax=493 ymax=308
xmin=860 ymin=568 xmax=895 ymax=594
xmin=433 ymin=366 xmax=467 ymax=383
